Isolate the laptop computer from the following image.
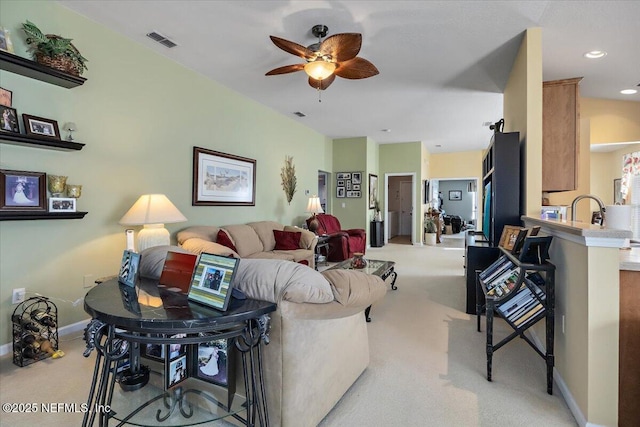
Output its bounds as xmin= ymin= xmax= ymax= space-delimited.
xmin=158 ymin=251 xmax=198 ymax=294
xmin=187 ymin=252 xmax=239 ymax=312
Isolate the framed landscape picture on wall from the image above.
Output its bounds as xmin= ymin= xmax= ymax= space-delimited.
xmin=192 ymin=147 xmax=256 ymax=206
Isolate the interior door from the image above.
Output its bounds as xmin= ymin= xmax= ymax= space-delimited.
xmin=400 ymin=181 xmax=412 ymax=235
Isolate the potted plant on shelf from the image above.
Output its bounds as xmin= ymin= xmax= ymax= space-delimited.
xmin=22 ymin=20 xmax=88 ymax=76
xmin=424 ymin=212 xmax=438 ymax=246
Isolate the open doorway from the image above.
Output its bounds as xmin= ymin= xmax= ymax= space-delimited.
xmin=317 ymin=171 xmax=330 ymax=212
xmin=430 ymin=178 xmax=479 ymax=230
xmin=385 ymin=173 xmax=416 ymax=245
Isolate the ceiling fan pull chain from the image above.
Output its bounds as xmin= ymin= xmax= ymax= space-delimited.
xmin=318 ymin=86 xmax=322 ymax=102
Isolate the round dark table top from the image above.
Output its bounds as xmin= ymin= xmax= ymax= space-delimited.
xmin=84 ymin=278 xmax=276 ymax=333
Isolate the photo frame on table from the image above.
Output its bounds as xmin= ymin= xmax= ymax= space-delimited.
xmin=0 ymin=105 xmax=19 ymax=133
xmin=499 ymin=225 xmax=523 ymax=251
xmin=0 ymin=169 xmax=46 ymax=211
xmin=192 ymin=146 xmax=256 ymax=206
xmin=449 ymin=190 xmax=462 ymax=201
xmin=49 ymin=197 xmax=76 ymax=212
xmin=118 ymin=250 xmax=141 ymax=288
xmin=188 ymin=252 xmax=239 ymax=312
xmin=192 ymin=337 xmax=237 ymax=409
xmin=368 ymin=174 xmax=378 ymax=209
xmin=22 ymin=114 xmax=60 ymax=139
xmin=165 ymin=353 xmax=188 ymax=390
xmin=518 ymin=236 xmax=553 ymax=264
xmin=0 ymin=87 xmax=12 ymax=107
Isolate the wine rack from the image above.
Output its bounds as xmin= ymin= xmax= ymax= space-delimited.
xmin=12 ymin=296 xmax=60 ymax=367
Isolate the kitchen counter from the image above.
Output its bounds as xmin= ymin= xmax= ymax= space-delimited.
xmin=523 ymin=216 xmax=632 ymax=244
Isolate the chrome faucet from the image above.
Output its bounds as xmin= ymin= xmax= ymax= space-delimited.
xmin=570 ymin=194 xmax=606 ymax=224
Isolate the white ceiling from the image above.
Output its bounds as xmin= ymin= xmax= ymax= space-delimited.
xmin=59 ymin=1 xmax=639 ymax=153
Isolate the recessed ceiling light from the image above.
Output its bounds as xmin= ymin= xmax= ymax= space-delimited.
xmin=620 ymin=89 xmax=638 ymax=95
xmin=584 ymin=50 xmax=607 ymax=59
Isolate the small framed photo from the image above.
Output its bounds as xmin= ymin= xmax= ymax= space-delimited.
xmin=118 ymin=250 xmax=141 ymax=288
xmin=449 ymin=190 xmax=462 ymax=201
xmin=0 ymin=105 xmax=19 ymax=133
xmin=0 ymin=27 xmax=14 ymax=53
xmin=188 ymin=253 xmax=239 ymax=312
xmin=499 ymin=225 xmax=523 ymax=251
xmin=337 ymin=187 xmax=345 ymax=198
xmin=142 ymin=342 xmax=165 ymax=361
xmin=352 ymin=172 xmax=362 ymax=185
xmin=22 ymin=114 xmax=60 ymax=139
xmin=346 ymin=181 xmax=352 ymax=190
xmin=369 ymin=174 xmax=378 ymax=209
xmin=49 ymin=197 xmax=76 ymax=212
xmin=353 ymin=184 xmax=360 ymax=191
xmin=0 ymin=87 xmax=12 ymax=107
xmin=193 ymin=338 xmax=236 ymax=409
xmin=166 ymin=353 xmax=188 ymax=390
xmin=1 ymin=169 xmax=46 ymax=211
xmin=337 ymin=180 xmax=345 ymax=187
xmin=336 ymin=172 xmax=351 ymax=180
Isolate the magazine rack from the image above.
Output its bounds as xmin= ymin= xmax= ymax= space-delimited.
xmin=12 ymin=296 xmax=59 ymax=367
xmin=476 ymin=246 xmax=555 ymax=394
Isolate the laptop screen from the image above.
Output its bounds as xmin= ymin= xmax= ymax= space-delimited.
xmin=187 ymin=253 xmax=239 ymax=311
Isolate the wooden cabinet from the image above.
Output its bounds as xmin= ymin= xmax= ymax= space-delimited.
xmin=620 ymin=269 xmax=640 ymax=427
xmin=542 ymin=77 xmax=582 ymax=192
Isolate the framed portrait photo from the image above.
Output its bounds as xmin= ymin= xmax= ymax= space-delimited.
xmin=49 ymin=197 xmax=76 ymax=212
xmin=118 ymin=250 xmax=141 ymax=288
xmin=188 ymin=253 xmax=239 ymax=312
xmin=165 ymin=353 xmax=188 ymax=390
xmin=0 ymin=87 xmax=12 ymax=107
xmin=22 ymin=114 xmax=60 ymax=139
xmin=192 ymin=147 xmax=256 ymax=206
xmin=336 ymin=187 xmax=345 ymax=198
xmin=0 ymin=105 xmax=19 ymax=133
xmin=0 ymin=169 xmax=46 ymax=211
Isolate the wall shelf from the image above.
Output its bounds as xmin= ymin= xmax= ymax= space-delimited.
xmin=0 ymin=50 xmax=86 ymax=88
xmin=0 ymin=133 xmax=85 ymax=151
xmin=0 ymin=211 xmax=88 ymax=221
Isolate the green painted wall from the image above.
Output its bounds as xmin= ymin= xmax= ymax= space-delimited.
xmin=0 ymin=1 xmax=332 ymax=345
xmin=332 ymin=137 xmax=368 ymax=231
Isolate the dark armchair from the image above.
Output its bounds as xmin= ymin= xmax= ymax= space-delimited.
xmin=307 ymin=213 xmax=366 ymax=261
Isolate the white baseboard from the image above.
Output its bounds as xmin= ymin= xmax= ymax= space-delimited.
xmin=527 ymin=329 xmax=608 ymax=427
xmin=1 ymin=318 xmax=90 ymax=357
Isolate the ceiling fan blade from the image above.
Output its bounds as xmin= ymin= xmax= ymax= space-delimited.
xmin=269 ymin=36 xmax=315 ymax=59
xmin=308 ymin=74 xmax=336 ymax=90
xmin=334 ymin=57 xmax=379 ymax=79
xmin=319 ymin=33 xmax=362 ymax=62
xmin=266 ymin=64 xmax=305 ymax=76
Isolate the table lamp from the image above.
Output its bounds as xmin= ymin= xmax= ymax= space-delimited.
xmin=306 ymin=195 xmax=324 ymax=233
xmin=119 ymin=194 xmax=187 ymax=252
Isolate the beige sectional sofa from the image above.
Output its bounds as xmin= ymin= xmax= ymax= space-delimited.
xmin=177 ymin=221 xmax=317 ymax=268
xmin=171 ymin=221 xmax=388 ymax=426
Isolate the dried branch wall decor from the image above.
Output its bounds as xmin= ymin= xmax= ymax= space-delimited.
xmin=280 ymin=156 xmax=297 ymax=205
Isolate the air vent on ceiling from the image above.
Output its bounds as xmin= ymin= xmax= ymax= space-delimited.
xmin=293 ymin=112 xmax=306 ymax=117
xmin=146 ymin=31 xmax=177 ymax=48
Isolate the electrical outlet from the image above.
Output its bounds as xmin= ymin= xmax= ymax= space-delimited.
xmin=12 ymin=288 xmax=26 ymax=304
xmin=83 ymin=274 xmax=95 ymax=288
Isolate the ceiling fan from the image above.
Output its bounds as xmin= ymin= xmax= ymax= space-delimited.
xmin=266 ymin=25 xmax=379 ymax=92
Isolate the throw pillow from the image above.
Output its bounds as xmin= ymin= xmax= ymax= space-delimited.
xmin=217 ymin=229 xmax=238 ymax=253
xmin=273 ymin=230 xmax=301 ymax=250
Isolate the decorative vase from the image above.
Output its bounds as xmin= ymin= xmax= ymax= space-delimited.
xmin=66 ymin=184 xmax=82 ymax=198
xmin=47 ymin=175 xmax=68 ymax=197
xmin=350 ymin=252 xmax=367 ymax=269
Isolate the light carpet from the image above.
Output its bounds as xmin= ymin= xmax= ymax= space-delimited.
xmin=0 ymin=235 xmax=577 ymax=426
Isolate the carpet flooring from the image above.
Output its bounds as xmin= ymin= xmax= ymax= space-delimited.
xmin=0 ymin=235 xmax=577 ymax=426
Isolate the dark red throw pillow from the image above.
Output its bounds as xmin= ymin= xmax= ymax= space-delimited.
xmin=273 ymin=230 xmax=302 ymax=250
xmin=217 ymin=230 xmax=238 ymax=253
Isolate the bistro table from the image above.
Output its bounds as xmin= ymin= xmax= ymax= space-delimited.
xmin=82 ymin=278 xmax=275 ymax=427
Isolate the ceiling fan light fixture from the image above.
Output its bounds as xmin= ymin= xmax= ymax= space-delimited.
xmin=304 ymin=60 xmax=336 ymax=80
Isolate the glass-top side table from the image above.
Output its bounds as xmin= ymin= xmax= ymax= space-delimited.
xmin=82 ymin=278 xmax=276 ymax=427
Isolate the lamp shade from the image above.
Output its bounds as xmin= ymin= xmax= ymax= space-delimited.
xmin=119 ymin=194 xmax=187 ymax=252
xmin=119 ymin=194 xmax=187 ymax=226
xmin=306 ymin=196 xmax=324 ymax=214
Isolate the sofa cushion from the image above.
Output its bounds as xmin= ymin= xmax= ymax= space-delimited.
xmin=180 ymin=239 xmax=239 ymax=258
xmin=233 ymin=259 xmax=333 ymax=304
xmin=321 ymin=269 xmax=387 ymax=307
xmin=248 ymin=221 xmax=284 ymax=251
xmin=177 ymin=226 xmax=220 ymax=245
xmin=139 ymin=245 xmax=193 ymax=279
xmin=217 ymin=229 xmax=238 ymax=253
xmin=223 ymin=224 xmax=263 ymax=257
xmin=273 ymin=230 xmax=302 ymax=250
